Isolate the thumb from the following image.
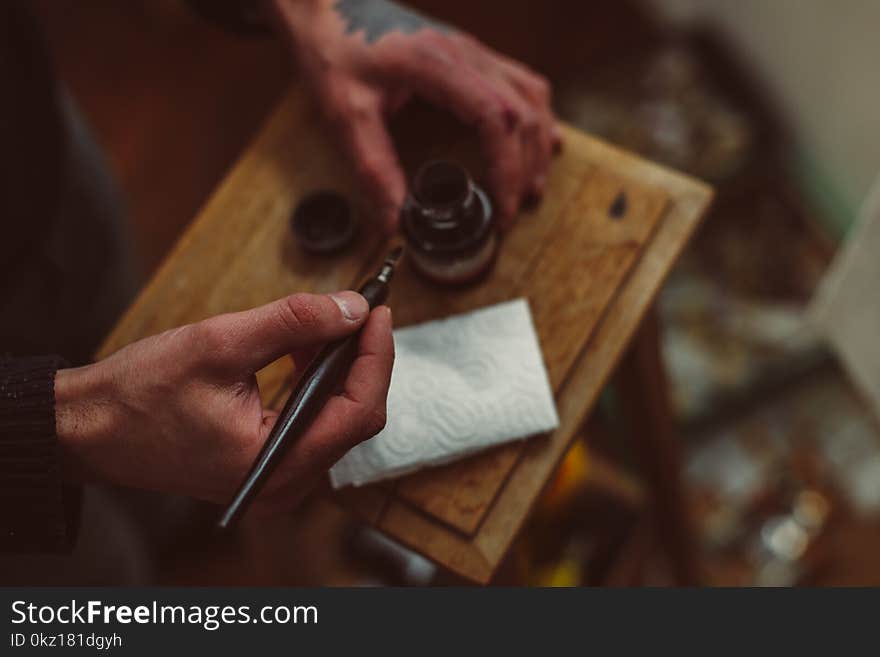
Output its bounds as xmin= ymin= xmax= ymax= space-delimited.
xmin=201 ymin=291 xmax=369 ymax=373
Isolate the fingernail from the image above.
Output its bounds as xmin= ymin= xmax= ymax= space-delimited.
xmin=330 ymin=291 xmax=369 ymax=322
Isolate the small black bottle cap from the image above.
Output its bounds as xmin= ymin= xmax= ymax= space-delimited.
xmin=291 ymin=190 xmax=357 ymax=254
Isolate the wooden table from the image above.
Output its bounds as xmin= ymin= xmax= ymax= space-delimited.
xmin=98 ymin=87 xmax=712 ymax=584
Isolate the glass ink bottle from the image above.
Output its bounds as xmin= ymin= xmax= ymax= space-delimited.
xmin=401 ymin=160 xmax=497 ymax=285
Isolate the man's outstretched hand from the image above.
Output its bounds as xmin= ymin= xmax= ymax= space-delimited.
xmin=55 ymin=292 xmax=394 ymax=515
xmin=268 ymin=0 xmax=560 ymax=232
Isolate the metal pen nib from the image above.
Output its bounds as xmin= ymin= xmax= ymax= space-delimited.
xmin=378 ymin=246 xmax=403 ymax=283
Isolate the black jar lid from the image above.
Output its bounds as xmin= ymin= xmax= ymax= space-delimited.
xmin=402 ymin=160 xmax=493 ymax=257
xmin=291 ymin=190 xmax=357 ymax=254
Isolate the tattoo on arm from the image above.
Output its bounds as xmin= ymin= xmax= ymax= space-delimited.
xmin=333 ymin=0 xmax=448 ymax=43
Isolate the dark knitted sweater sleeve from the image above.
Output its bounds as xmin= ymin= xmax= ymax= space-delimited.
xmin=0 ymin=355 xmax=81 ymax=552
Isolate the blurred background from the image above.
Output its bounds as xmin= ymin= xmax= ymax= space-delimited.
xmin=30 ymin=0 xmax=880 ymax=585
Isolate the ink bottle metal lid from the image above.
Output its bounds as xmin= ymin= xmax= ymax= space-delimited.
xmin=291 ymin=190 xmax=358 ymax=254
xmin=402 ymin=160 xmax=497 ymax=285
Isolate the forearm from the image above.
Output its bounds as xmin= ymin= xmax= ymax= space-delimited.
xmin=275 ymin=0 xmax=447 ymax=40
xmin=267 ymin=0 xmax=449 ymax=61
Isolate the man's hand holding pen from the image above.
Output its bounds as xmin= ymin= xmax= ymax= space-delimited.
xmin=54 ymin=292 xmax=394 ymax=516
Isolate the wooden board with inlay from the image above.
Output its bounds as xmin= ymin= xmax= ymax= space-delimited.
xmin=98 ymin=87 xmax=712 ymax=583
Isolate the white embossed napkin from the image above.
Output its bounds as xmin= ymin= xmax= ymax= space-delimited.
xmin=329 ymin=298 xmax=559 ymax=488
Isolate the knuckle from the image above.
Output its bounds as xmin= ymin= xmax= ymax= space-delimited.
xmin=322 ymin=82 xmax=377 ymax=125
xmin=532 ymin=75 xmax=551 ymax=104
xmin=375 ymin=47 xmax=411 ymax=77
xmin=345 ymin=92 xmax=376 ymax=123
xmin=521 ymin=108 xmax=539 ymax=132
xmin=325 ymin=99 xmax=357 ymax=126
xmin=415 ymin=38 xmax=458 ymax=68
xmin=280 ymin=295 xmax=322 ymax=333
xmin=475 ymin=96 xmax=506 ymax=128
xmin=496 ymin=103 xmax=521 ymax=136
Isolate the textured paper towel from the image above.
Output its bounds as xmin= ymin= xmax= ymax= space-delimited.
xmin=329 ymin=298 xmax=559 ymax=488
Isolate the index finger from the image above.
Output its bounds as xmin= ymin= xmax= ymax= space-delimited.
xmin=251 ymin=306 xmax=394 ymax=513
xmin=276 ymin=305 xmax=395 ymax=479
